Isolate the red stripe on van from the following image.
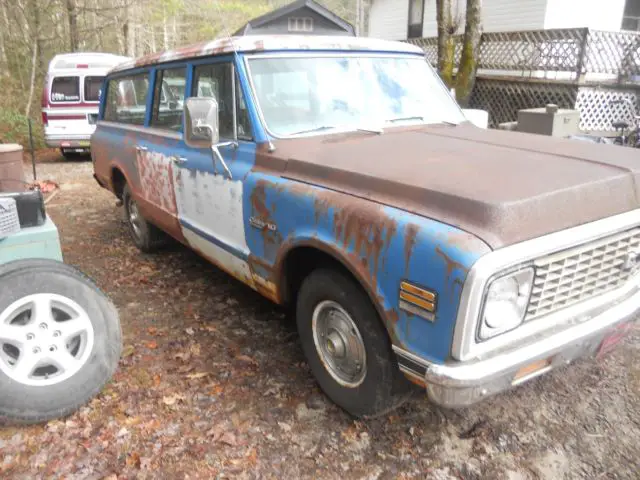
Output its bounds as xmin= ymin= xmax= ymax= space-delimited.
xmin=47 ymin=114 xmax=87 ymax=120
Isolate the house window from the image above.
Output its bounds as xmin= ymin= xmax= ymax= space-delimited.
xmin=288 ymin=17 xmax=314 ymax=32
xmin=622 ymin=0 xmax=640 ymax=31
xmin=408 ymin=0 xmax=425 ymax=39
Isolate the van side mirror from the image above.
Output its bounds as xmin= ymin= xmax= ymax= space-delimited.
xmin=184 ymin=97 xmax=220 ymax=148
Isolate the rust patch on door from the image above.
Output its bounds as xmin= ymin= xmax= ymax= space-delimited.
xmin=136 ymin=150 xmax=178 ymax=216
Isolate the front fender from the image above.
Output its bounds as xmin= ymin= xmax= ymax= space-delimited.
xmin=243 ymin=173 xmax=491 ymax=364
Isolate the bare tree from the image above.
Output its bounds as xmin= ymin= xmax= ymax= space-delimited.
xmin=66 ymin=0 xmax=79 ymax=51
xmin=435 ymin=0 xmax=482 ymax=106
xmin=455 ymin=0 xmax=482 ymax=106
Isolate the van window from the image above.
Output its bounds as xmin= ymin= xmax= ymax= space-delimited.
xmin=192 ymin=63 xmax=252 ymax=140
xmin=84 ymin=76 xmax=104 ymax=102
xmin=151 ymin=67 xmax=186 ymax=132
xmin=104 ymin=73 xmax=150 ymax=125
xmin=51 ymin=76 xmax=80 ymax=102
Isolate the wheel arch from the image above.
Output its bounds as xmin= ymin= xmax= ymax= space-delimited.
xmin=274 ymin=239 xmax=397 ymax=342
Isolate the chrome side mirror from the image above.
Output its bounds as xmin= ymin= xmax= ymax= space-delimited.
xmin=184 ymin=97 xmax=220 ymax=148
xmin=183 ymin=97 xmax=233 ymax=179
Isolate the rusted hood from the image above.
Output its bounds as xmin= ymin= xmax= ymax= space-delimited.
xmin=276 ymin=124 xmax=640 ymax=249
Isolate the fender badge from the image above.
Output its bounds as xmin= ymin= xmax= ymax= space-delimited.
xmin=249 ymin=216 xmax=277 ymax=232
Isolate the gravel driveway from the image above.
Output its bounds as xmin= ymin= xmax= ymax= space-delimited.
xmin=1 ymin=152 xmax=638 ymax=479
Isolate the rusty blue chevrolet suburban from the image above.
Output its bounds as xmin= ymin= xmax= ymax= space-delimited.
xmin=92 ymin=35 xmax=640 ymax=417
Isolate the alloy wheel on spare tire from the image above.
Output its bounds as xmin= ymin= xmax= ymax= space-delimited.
xmin=0 ymin=259 xmax=122 ymax=425
xmin=296 ymin=268 xmax=412 ymax=418
xmin=122 ymin=184 xmax=168 ymax=253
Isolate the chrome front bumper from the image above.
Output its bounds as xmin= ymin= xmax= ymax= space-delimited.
xmin=394 ymin=287 xmax=640 ymax=408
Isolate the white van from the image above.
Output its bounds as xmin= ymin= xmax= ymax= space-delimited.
xmin=41 ymin=52 xmax=130 ymax=157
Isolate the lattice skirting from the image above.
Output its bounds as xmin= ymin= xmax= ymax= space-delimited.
xmin=469 ymin=77 xmax=640 ymax=133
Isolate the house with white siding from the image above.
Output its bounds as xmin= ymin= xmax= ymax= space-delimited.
xmin=369 ymin=0 xmax=639 ymax=41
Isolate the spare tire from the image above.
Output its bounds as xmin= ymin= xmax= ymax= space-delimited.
xmin=0 ymin=259 xmax=121 ymax=424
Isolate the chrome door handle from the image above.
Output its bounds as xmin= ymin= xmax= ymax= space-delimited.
xmin=136 ymin=145 xmax=148 ymax=152
xmin=172 ymin=156 xmax=188 ymax=165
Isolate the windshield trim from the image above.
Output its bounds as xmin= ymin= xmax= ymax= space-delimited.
xmin=243 ymin=52 xmax=461 ymax=140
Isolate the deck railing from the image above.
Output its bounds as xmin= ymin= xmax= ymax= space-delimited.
xmin=408 ymin=28 xmax=640 ymax=83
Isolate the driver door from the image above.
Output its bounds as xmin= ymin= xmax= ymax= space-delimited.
xmin=172 ymin=59 xmax=256 ymax=283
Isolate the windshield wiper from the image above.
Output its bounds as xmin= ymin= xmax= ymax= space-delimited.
xmin=289 ymin=125 xmax=383 ymax=136
xmin=289 ymin=125 xmax=337 ymax=136
xmin=386 ymin=116 xmax=461 ymax=127
xmin=386 ymin=115 xmax=424 ymax=123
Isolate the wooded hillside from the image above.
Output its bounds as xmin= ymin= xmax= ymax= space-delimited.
xmin=0 ymin=0 xmax=366 ymax=144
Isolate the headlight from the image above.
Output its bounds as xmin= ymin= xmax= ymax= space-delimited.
xmin=479 ymin=268 xmax=534 ymax=340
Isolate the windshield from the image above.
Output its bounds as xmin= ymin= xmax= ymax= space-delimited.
xmin=247 ymin=55 xmax=465 ymax=137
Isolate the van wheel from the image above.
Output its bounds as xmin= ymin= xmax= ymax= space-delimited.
xmin=296 ymin=269 xmax=412 ymax=418
xmin=122 ymin=184 xmax=168 ymax=253
xmin=0 ymin=259 xmax=121 ymax=424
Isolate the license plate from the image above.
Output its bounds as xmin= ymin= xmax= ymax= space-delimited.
xmin=79 ymin=141 xmax=90 ymax=147
xmin=597 ymin=322 xmax=633 ymax=359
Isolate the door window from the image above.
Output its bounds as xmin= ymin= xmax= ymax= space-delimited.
xmin=51 ymin=76 xmax=80 ymax=102
xmin=84 ymin=76 xmax=104 ymax=102
xmin=192 ymin=63 xmax=252 ymax=140
xmin=151 ymin=67 xmax=187 ymax=132
xmin=104 ymin=73 xmax=150 ymax=125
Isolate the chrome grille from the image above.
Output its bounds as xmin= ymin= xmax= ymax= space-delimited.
xmin=526 ymin=227 xmax=640 ymax=320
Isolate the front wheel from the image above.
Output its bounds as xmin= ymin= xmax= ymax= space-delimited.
xmin=0 ymin=259 xmax=122 ymax=424
xmin=296 ymin=269 xmax=411 ymax=418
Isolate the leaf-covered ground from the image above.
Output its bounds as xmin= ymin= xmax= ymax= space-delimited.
xmin=1 ymin=151 xmax=639 ymax=479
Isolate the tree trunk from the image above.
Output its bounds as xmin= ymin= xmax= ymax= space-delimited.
xmin=436 ymin=0 xmax=456 ymax=88
xmin=162 ymin=3 xmax=169 ymax=50
xmin=0 ymin=2 xmax=7 ymax=70
xmin=31 ymin=0 xmax=44 ymax=73
xmin=455 ymin=0 xmax=482 ymax=106
xmin=125 ymin=2 xmax=136 ymax=57
xmin=25 ymin=38 xmax=38 ymax=117
xmin=66 ymin=0 xmax=79 ymax=51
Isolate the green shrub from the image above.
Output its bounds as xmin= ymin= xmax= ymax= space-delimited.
xmin=0 ymin=108 xmax=45 ymax=149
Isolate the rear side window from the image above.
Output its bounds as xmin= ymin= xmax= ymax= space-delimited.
xmin=84 ymin=76 xmax=104 ymax=102
xmin=150 ymin=67 xmax=186 ymax=132
xmin=104 ymin=73 xmax=150 ymax=125
xmin=51 ymin=76 xmax=80 ymax=102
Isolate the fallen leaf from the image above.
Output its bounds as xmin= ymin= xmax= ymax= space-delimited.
xmin=278 ymin=422 xmax=292 ymax=432
xmin=146 ymin=341 xmax=158 ymax=349
xmin=218 ymin=431 xmax=238 ymax=446
xmin=147 ymin=327 xmax=157 ymax=335
xmin=206 ymin=425 xmax=225 ymax=441
xmin=153 ymin=374 xmax=161 ymax=386
xmin=102 ymin=475 xmax=118 ymax=480
xmin=236 ymin=355 xmax=258 ymax=366
xmin=122 ymin=345 xmax=135 ymax=357
xmin=186 ymin=372 xmax=209 ymax=380
xmin=126 ymin=451 xmax=141 ymax=468
xmin=174 ymin=352 xmax=192 ymax=362
xmin=246 ymin=447 xmax=258 ymax=466
xmin=185 ymin=327 xmax=195 ymax=336
xmin=162 ymin=394 xmax=185 ymax=406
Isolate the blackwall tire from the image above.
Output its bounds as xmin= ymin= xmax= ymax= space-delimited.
xmin=122 ymin=184 xmax=167 ymax=253
xmin=296 ymin=268 xmax=412 ymax=418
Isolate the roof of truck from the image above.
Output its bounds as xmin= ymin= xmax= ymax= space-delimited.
xmin=110 ymin=35 xmax=424 ymax=74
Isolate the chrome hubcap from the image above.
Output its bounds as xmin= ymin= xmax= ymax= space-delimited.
xmin=0 ymin=294 xmax=95 ymax=386
xmin=312 ymin=300 xmax=367 ymax=388
xmin=127 ymin=197 xmax=143 ymax=239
